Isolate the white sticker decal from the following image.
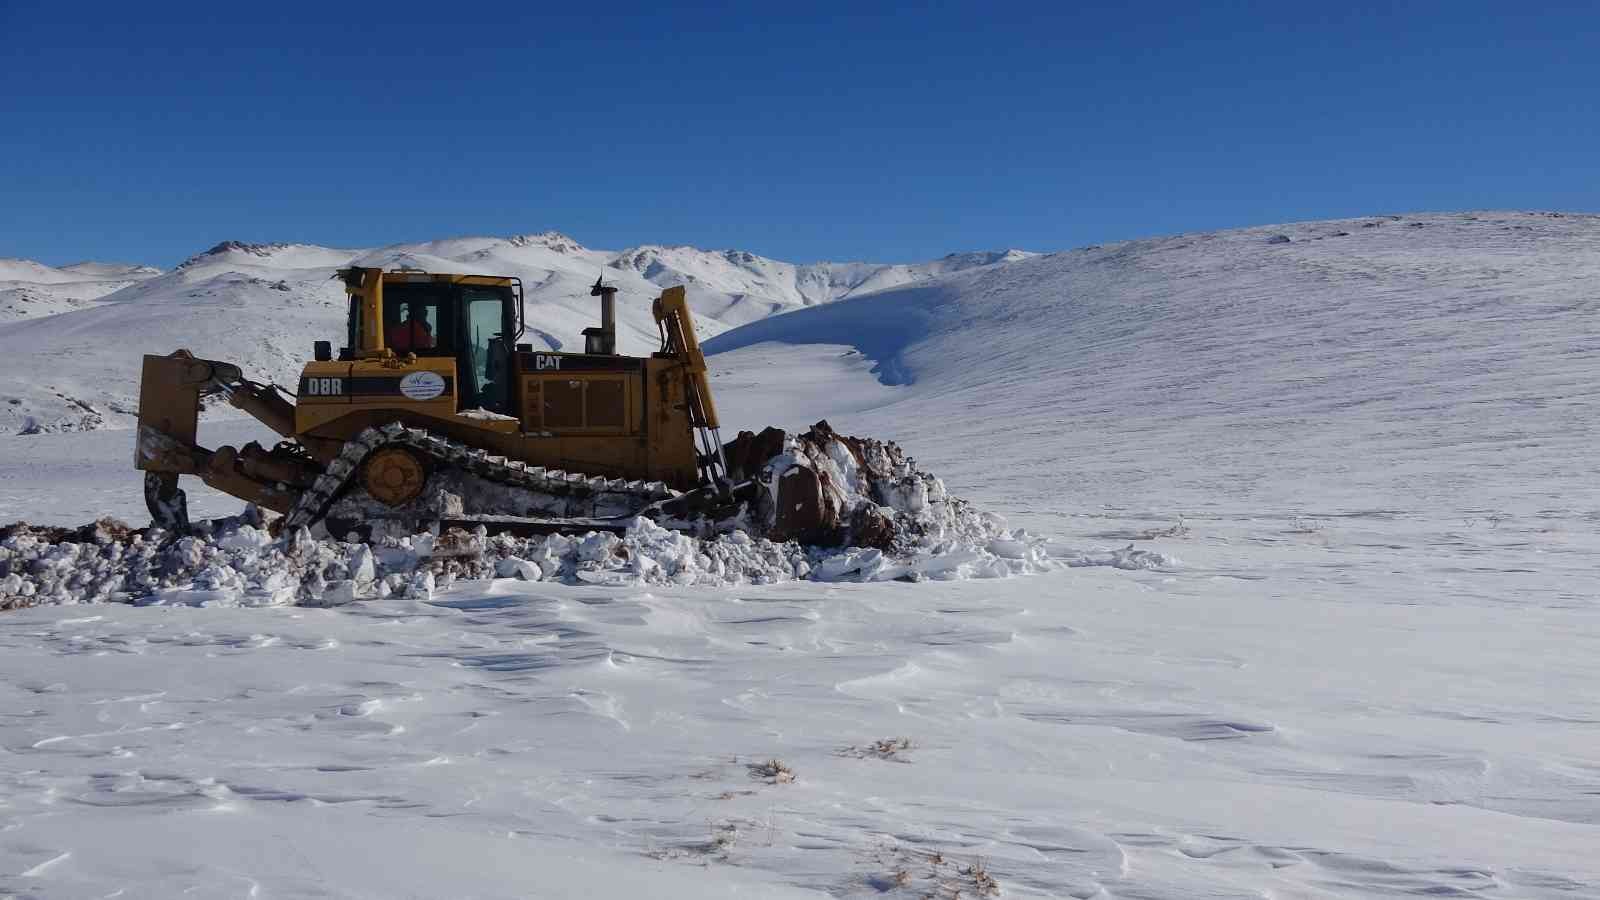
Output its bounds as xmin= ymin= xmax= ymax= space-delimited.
xmin=399 ymin=370 xmax=447 ymax=401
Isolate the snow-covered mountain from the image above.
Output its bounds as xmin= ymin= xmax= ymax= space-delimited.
xmin=611 ymin=244 xmax=1033 ymax=326
xmin=55 ymin=261 xmax=164 ymax=281
xmin=0 ymin=235 xmax=1027 ymax=434
xmin=0 ymin=257 xmax=161 ymax=324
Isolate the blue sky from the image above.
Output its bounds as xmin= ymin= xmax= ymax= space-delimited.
xmin=3 ymin=1 xmax=1596 ymax=268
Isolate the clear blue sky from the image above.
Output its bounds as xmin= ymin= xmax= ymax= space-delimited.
xmin=3 ymin=1 xmax=1596 ymax=268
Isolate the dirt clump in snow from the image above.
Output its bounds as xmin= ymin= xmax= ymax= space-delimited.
xmin=0 ymin=517 xmax=139 ymax=545
xmin=746 ymin=759 xmax=796 ymax=784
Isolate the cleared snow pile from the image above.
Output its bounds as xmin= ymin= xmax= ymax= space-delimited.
xmin=0 ymin=419 xmax=1167 ymax=609
xmin=0 ymin=516 xmax=1061 ymax=610
xmin=0 ymin=511 xmax=322 ymax=609
xmin=388 ymin=521 xmax=817 ymax=593
xmin=720 ymin=421 xmax=1061 ymax=580
xmin=0 ymin=486 xmax=1075 ymax=611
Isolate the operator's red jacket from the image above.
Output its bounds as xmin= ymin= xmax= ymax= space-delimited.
xmin=387 ymin=319 xmax=434 ymax=352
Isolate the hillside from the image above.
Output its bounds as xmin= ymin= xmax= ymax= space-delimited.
xmin=0 ymin=236 xmax=1023 ymax=434
xmin=708 ymin=210 xmax=1600 ymax=523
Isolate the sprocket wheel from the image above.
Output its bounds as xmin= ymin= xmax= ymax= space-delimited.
xmin=361 ymin=446 xmax=428 ymax=507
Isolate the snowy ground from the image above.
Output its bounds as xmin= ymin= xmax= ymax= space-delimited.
xmin=2 ymin=212 xmax=1598 ymax=897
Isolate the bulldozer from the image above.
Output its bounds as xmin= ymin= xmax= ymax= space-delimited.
xmin=134 ymin=267 xmax=897 ymax=545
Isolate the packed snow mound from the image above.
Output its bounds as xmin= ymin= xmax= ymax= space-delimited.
xmin=0 ymin=231 xmax=1030 ymax=433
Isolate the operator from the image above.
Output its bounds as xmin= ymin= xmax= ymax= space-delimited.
xmin=387 ymin=304 xmax=435 ymax=352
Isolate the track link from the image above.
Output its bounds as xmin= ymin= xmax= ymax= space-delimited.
xmin=282 ymin=422 xmax=678 ymax=533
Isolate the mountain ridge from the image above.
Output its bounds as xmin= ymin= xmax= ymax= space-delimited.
xmin=0 ymin=232 xmax=1031 ymax=434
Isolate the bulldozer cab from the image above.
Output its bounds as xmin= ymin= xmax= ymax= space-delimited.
xmin=339 ymin=268 xmax=523 ymax=414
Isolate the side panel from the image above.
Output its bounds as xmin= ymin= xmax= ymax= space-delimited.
xmin=292 ymin=360 xmax=352 ymax=434
xmin=301 ymin=354 xmax=703 ymax=490
xmin=516 ymin=350 xmax=648 ymax=480
xmin=514 ymin=351 xmax=696 ymax=487
xmin=645 ymin=357 xmax=701 ymax=487
xmin=294 ymin=358 xmax=457 ymax=433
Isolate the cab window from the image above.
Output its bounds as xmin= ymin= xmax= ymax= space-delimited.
xmin=464 ymin=292 xmax=508 ymax=412
xmin=383 ymin=283 xmax=449 ymax=354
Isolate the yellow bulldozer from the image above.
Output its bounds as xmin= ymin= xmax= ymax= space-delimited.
xmin=134 ymin=267 xmax=895 ymax=545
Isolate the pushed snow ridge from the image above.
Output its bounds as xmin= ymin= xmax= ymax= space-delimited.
xmin=0 ymin=514 xmax=1062 ymax=610
xmin=0 ymin=444 xmax=1175 ymax=609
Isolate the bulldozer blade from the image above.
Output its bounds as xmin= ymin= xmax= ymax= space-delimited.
xmin=135 ymin=353 xmax=205 ymax=471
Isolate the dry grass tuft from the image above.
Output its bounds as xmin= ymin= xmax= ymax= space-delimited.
xmin=838 ymin=737 xmax=914 ymax=762
xmin=1135 ymin=515 xmax=1189 ymax=540
xmin=959 ymin=858 xmax=1000 ymax=896
xmin=747 ymin=758 xmax=795 ymax=784
xmin=1285 ymin=515 xmax=1324 ymax=534
xmin=643 ymin=820 xmax=741 ymax=863
xmin=864 ymin=843 xmax=1002 ymax=898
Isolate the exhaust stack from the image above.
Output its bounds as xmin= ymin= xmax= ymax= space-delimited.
xmin=585 ymin=275 xmax=618 ymax=355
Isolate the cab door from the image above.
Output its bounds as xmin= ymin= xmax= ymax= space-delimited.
xmin=460 ymin=289 xmax=512 ymax=413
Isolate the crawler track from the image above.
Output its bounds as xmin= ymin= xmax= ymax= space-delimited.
xmin=282 ymin=422 xmax=679 ymax=533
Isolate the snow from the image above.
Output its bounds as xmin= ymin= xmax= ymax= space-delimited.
xmin=1 ymin=211 xmax=1598 ymax=897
